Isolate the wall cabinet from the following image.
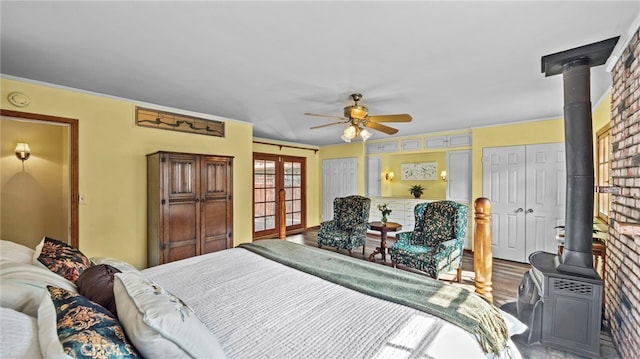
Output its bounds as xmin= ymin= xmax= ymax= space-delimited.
xmin=366 ymin=141 xmax=399 ymax=154
xmin=147 ymin=151 xmax=233 ymax=266
xmin=424 ymin=133 xmax=472 ymax=149
xmin=400 ymin=139 xmax=421 ymax=151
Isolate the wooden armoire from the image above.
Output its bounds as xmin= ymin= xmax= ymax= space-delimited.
xmin=147 ymin=151 xmax=233 ymax=266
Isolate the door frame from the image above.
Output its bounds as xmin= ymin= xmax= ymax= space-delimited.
xmin=1 ymin=109 xmax=79 ymax=248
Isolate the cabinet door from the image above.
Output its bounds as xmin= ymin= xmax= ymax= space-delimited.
xmin=200 ymin=156 xmax=233 ymax=254
xmin=448 ymin=133 xmax=472 ymax=147
xmin=164 ymin=153 xmax=200 ymax=263
xmin=446 ymin=150 xmax=471 ymax=202
xmin=366 ymin=156 xmax=381 ymax=197
xmin=424 ymin=136 xmax=448 ymax=149
xmin=401 ymin=139 xmax=421 ymax=151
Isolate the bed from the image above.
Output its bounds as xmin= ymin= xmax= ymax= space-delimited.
xmin=1 ymin=237 xmax=524 ymax=359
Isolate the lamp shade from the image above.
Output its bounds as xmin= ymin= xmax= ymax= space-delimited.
xmin=343 ymin=125 xmax=357 ymax=140
xmin=360 ymin=129 xmax=372 ymax=141
xmin=15 ymin=142 xmax=31 ymax=161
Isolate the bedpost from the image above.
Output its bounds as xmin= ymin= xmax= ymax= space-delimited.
xmin=279 ymin=189 xmax=286 ymax=240
xmin=473 ymin=197 xmax=493 ymax=303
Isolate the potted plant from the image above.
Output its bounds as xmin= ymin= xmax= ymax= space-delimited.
xmin=409 ymin=184 xmax=425 ymax=199
xmin=377 ymin=203 xmax=392 ymax=225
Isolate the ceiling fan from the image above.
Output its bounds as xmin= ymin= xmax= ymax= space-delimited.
xmin=305 ymin=93 xmax=412 ymax=142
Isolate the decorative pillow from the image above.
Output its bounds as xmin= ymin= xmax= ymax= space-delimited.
xmin=37 ymin=286 xmax=140 ymax=359
xmin=1 ymin=239 xmax=36 ymax=264
xmin=90 ymin=257 xmax=140 ymax=273
xmin=0 ymin=260 xmax=77 ymax=292
xmin=33 ymin=237 xmax=92 ymax=283
xmin=77 ymin=264 xmax=122 ymax=316
xmin=1 ymin=278 xmax=47 ymax=317
xmin=0 ymin=261 xmax=78 ymax=316
xmin=113 ymin=272 xmax=226 ymax=359
xmin=0 ymin=307 xmax=43 ymax=359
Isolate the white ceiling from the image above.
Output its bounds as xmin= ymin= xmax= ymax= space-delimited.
xmin=1 ymin=1 xmax=638 ymax=146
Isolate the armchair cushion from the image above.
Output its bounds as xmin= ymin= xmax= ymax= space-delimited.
xmin=421 ymin=202 xmax=459 ymax=247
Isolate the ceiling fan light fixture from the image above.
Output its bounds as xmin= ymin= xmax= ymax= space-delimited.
xmin=360 ymin=128 xmax=372 ymax=141
xmin=343 ymin=124 xmax=357 ymax=140
xmin=340 ymin=135 xmax=352 ymax=143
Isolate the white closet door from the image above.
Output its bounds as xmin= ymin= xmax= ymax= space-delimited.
xmin=482 ymin=143 xmax=566 ymax=263
xmin=322 ymin=158 xmax=358 ymax=221
xmin=446 ymin=150 xmax=471 ymax=202
xmin=483 ymin=146 xmax=527 ymax=262
xmin=524 ymin=143 xmax=566 ymax=258
xmin=366 ymin=156 xmax=381 ymax=197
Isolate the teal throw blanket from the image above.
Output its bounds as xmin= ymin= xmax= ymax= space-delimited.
xmin=238 ymin=239 xmax=508 ymax=355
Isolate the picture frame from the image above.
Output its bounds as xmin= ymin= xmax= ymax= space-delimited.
xmin=401 ymin=162 xmax=437 ymax=180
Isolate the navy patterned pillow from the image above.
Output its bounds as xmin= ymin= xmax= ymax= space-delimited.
xmin=42 ymin=286 xmax=140 ymax=358
xmin=35 ymin=237 xmax=92 ymax=283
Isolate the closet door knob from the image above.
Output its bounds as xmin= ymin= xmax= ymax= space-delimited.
xmin=515 ymin=208 xmax=524 ymax=213
xmin=526 ymin=208 xmax=534 ymax=213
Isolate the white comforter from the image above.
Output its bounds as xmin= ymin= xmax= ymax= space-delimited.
xmin=143 ymin=248 xmax=522 ymax=359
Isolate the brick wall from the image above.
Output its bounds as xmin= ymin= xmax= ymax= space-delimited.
xmin=608 ymin=27 xmax=640 ymax=358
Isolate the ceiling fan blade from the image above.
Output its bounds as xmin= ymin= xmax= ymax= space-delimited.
xmin=367 ymin=114 xmax=412 ymax=122
xmin=310 ymin=121 xmax=348 ymax=129
xmin=304 ymin=112 xmax=348 ymax=120
xmin=363 ymin=121 xmax=399 ymax=135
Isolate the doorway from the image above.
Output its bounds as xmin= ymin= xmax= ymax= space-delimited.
xmin=253 ymin=153 xmax=306 ymax=239
xmin=482 ymin=143 xmax=566 ymax=262
xmin=0 ymin=109 xmax=79 ymax=248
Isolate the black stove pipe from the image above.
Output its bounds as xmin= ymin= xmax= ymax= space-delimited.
xmin=540 ymin=37 xmax=619 ymax=278
xmin=556 ymin=58 xmax=597 ymax=277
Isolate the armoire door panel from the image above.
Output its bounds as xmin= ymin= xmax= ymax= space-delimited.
xmin=168 ymin=156 xmax=198 ymax=198
xmin=167 ymin=203 xmax=198 ymax=241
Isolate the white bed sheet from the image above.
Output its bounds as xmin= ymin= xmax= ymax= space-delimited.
xmin=142 ymin=247 xmax=521 ymax=359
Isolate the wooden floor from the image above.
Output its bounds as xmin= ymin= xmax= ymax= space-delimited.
xmin=285 ymin=229 xmax=621 ymax=359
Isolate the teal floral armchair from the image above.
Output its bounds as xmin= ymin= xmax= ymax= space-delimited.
xmin=389 ymin=201 xmax=468 ymax=282
xmin=317 ymin=195 xmax=371 ymax=256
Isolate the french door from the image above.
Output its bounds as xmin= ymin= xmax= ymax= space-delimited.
xmin=253 ymin=153 xmax=306 ymax=238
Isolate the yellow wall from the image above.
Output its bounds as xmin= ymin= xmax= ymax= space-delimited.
xmin=593 ymin=93 xmax=611 ymax=132
xmin=252 ymin=140 xmax=321 ymax=228
xmin=381 ymin=152 xmax=447 ymax=199
xmin=1 ymin=78 xmax=254 ymax=268
xmin=1 ymin=119 xmax=68 ymax=248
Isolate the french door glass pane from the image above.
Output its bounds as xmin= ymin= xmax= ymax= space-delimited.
xmin=284 ymin=160 xmax=302 ymax=226
xmin=254 ymin=159 xmax=277 ymax=232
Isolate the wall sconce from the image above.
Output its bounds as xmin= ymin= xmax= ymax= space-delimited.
xmin=440 ymin=170 xmax=447 ymax=182
xmin=15 ymin=143 xmax=31 ymax=162
xmin=385 ymin=171 xmax=395 ymax=181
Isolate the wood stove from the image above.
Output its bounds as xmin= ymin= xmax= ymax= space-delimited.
xmin=511 ymin=37 xmax=618 ymax=358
